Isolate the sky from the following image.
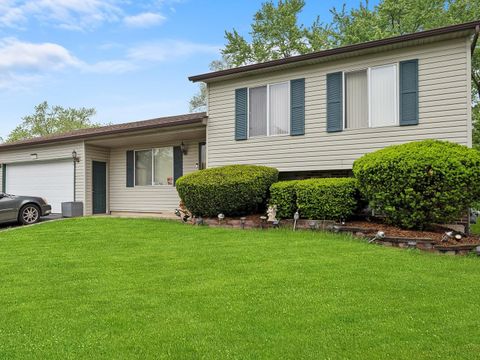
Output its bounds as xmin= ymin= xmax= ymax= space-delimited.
xmin=0 ymin=0 xmax=379 ymax=139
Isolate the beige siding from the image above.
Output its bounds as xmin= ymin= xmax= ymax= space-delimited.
xmin=207 ymin=37 xmax=471 ymax=172
xmin=0 ymin=141 xmax=85 ymax=204
xmin=109 ymin=140 xmax=202 ymax=213
xmin=84 ymin=145 xmax=110 ymax=215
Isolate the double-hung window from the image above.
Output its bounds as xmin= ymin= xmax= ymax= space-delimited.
xmin=135 ymin=147 xmax=174 ymax=186
xmin=248 ymin=82 xmax=290 ymax=137
xmin=344 ymin=63 xmax=398 ymax=129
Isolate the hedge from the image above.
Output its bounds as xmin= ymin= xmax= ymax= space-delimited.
xmin=269 ymin=180 xmax=299 ymax=219
xmin=176 ymin=165 xmax=278 ymax=217
xmin=353 ymin=140 xmax=480 ymax=229
xmin=296 ymin=178 xmax=359 ymax=220
xmin=270 ymin=178 xmax=359 ymax=220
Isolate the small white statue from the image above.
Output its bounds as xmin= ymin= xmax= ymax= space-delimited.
xmin=267 ymin=205 xmax=277 ymax=222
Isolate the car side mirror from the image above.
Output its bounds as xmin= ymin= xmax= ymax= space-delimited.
xmin=0 ymin=193 xmax=4 ymax=199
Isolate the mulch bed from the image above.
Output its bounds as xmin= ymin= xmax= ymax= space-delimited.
xmin=345 ymin=220 xmax=480 ymax=247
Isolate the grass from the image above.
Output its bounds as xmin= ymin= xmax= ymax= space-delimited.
xmin=0 ymin=218 xmax=479 ymax=359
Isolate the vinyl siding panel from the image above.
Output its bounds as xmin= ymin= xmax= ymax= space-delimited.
xmin=206 ymin=38 xmax=471 ymax=172
xmin=0 ymin=141 xmax=85 ymax=208
xmin=84 ymin=145 xmax=110 ymax=215
xmin=109 ymin=139 xmax=203 ymax=213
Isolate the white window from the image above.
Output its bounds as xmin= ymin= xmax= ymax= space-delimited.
xmin=369 ymin=64 xmax=398 ymax=127
xmin=345 ymin=70 xmax=368 ymax=129
xmin=249 ymin=86 xmax=267 ymax=137
xmin=248 ymin=82 xmax=290 ymax=137
xmin=135 ymin=150 xmax=152 ymax=186
xmin=135 ymin=147 xmax=174 ymax=186
xmin=343 ymin=63 xmax=398 ymax=129
xmin=153 ymin=147 xmax=174 ymax=185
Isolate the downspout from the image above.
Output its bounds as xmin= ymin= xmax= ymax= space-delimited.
xmin=471 ymin=25 xmax=479 ymax=55
xmin=472 ymin=25 xmax=480 ymax=91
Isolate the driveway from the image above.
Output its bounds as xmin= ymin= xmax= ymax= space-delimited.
xmin=0 ymin=213 xmax=63 ymax=231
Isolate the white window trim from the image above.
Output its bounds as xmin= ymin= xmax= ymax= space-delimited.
xmin=133 ymin=147 xmax=174 ymax=187
xmin=247 ymin=81 xmax=291 ymax=138
xmin=342 ymin=63 xmax=399 ymax=130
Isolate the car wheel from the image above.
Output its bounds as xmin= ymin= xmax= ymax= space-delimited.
xmin=19 ymin=204 xmax=41 ymax=225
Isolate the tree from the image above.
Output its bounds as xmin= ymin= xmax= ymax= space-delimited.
xmin=7 ymin=101 xmax=99 ymax=143
xmin=189 ymin=57 xmax=234 ymax=112
xmin=222 ymin=0 xmax=326 ymax=66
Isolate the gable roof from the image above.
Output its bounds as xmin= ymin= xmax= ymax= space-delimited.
xmin=189 ymin=20 xmax=480 ymax=83
xmin=0 ymin=112 xmax=207 ymax=150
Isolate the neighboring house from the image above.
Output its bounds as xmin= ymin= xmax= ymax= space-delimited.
xmin=0 ymin=21 xmax=478 ymax=216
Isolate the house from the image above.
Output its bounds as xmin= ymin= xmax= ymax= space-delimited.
xmin=0 ymin=21 xmax=478 ymax=215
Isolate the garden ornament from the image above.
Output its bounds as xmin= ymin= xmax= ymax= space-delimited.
xmin=369 ymin=231 xmax=385 ymax=243
xmin=267 ymin=205 xmax=277 ymax=222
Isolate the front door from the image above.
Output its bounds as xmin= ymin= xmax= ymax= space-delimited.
xmin=92 ymin=161 xmax=107 ymax=214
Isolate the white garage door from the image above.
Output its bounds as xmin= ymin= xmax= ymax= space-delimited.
xmin=6 ymin=160 xmax=74 ymax=213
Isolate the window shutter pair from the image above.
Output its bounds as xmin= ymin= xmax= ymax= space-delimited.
xmin=234 ymin=78 xmax=305 ymax=140
xmin=326 ymin=59 xmax=419 ymax=131
xmin=126 ymin=148 xmax=183 ymax=187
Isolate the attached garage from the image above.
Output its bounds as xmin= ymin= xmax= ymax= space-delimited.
xmin=5 ymin=160 xmax=75 ymax=213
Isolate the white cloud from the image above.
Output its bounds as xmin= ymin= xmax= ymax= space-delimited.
xmin=0 ymin=1 xmax=174 ymax=31
xmin=124 ymin=12 xmax=166 ymax=28
xmin=0 ymin=36 xmax=220 ymax=90
xmin=128 ymin=40 xmax=220 ymax=62
xmin=0 ymin=37 xmax=81 ymax=70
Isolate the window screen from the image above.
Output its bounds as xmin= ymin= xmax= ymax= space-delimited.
xmin=135 ymin=150 xmax=152 ymax=186
xmin=345 ymin=70 xmax=368 ymax=129
xmin=248 ymin=86 xmax=267 ymax=137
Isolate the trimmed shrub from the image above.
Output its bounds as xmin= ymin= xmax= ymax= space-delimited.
xmin=353 ymin=140 xmax=480 ymax=229
xmin=176 ymin=165 xmax=278 ymax=217
xmin=270 ymin=180 xmax=299 ymax=219
xmin=295 ymin=178 xmax=359 ymax=220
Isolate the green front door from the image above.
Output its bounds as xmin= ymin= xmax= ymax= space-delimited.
xmin=92 ymin=161 xmax=107 ymax=214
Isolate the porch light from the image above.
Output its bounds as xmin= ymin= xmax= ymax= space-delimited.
xmin=218 ymin=213 xmax=225 ymax=224
xmin=180 ymin=141 xmax=188 ymax=155
xmin=72 ymin=150 xmax=79 ymax=162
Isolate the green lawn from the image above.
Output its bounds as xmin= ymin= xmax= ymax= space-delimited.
xmin=0 ymin=218 xmax=479 ymax=359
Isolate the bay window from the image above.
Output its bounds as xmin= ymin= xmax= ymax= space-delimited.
xmin=135 ymin=147 xmax=174 ymax=186
xmin=249 ymin=82 xmax=290 ymax=137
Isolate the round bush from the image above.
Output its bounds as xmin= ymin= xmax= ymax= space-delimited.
xmin=353 ymin=140 xmax=480 ymax=229
xmin=176 ymin=165 xmax=278 ymax=217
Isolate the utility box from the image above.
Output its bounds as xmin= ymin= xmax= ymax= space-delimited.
xmin=62 ymin=202 xmax=84 ymax=218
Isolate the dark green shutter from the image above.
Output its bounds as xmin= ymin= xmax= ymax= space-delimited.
xmin=235 ymin=88 xmax=248 ymax=140
xmin=173 ymin=146 xmax=183 ymax=185
xmin=290 ymin=78 xmax=305 ymax=136
xmin=2 ymin=164 xmax=6 ymax=193
xmin=326 ymin=72 xmax=343 ymax=133
xmin=399 ymin=59 xmax=419 ymax=126
xmin=126 ymin=150 xmax=134 ymax=187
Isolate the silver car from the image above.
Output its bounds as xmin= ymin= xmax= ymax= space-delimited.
xmin=0 ymin=193 xmax=52 ymax=225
